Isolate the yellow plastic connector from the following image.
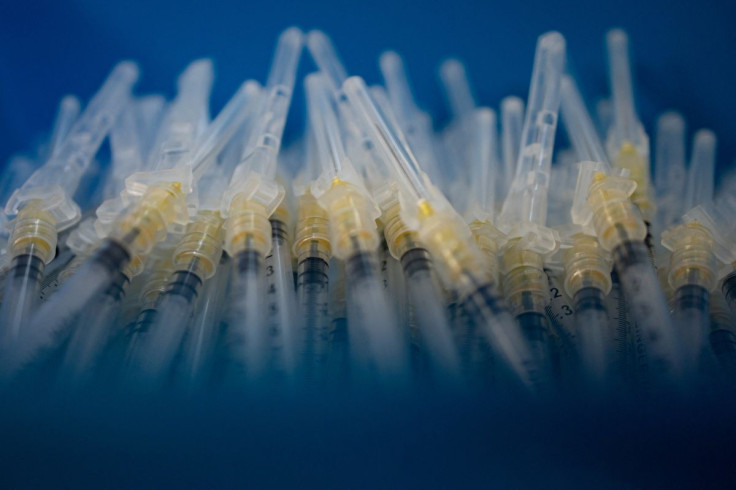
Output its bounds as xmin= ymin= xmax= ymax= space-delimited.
xmin=317 ymin=179 xmax=379 ymax=260
xmin=588 ymin=172 xmax=647 ymax=251
xmin=293 ymin=191 xmax=331 ymax=264
xmin=469 ymin=219 xmax=504 ymax=285
xmin=499 ymin=240 xmax=548 ymax=317
xmin=173 ymin=211 xmax=224 ymax=280
xmin=414 ymin=200 xmax=489 ymax=295
xmin=111 ymin=182 xmax=187 ymax=257
xmin=562 ymin=233 xmax=612 ymax=298
xmin=612 ymin=142 xmax=655 ymax=222
xmin=663 ymin=221 xmax=716 ymax=292
xmin=224 ymin=195 xmax=272 ymax=258
xmin=7 ymin=201 xmax=59 ymax=264
xmin=382 ymin=202 xmax=423 ymax=260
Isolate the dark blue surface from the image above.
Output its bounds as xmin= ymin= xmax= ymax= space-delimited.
xmin=1 ymin=0 xmax=735 ymax=176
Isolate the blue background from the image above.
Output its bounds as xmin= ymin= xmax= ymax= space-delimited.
xmin=2 ymin=2 xmax=736 ymax=486
xmin=1 ymin=0 xmax=735 ymax=178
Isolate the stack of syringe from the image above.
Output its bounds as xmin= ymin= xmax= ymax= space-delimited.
xmin=0 ymin=26 xmax=733 ymax=398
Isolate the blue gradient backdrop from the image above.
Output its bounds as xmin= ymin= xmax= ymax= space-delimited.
xmin=1 ymin=0 xmax=735 ymax=176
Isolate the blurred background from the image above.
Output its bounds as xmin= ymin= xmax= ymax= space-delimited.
xmin=1 ymin=0 xmax=735 ymax=176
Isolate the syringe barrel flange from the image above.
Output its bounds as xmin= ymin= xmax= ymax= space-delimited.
xmin=319 ymin=182 xmax=379 ymax=260
xmin=293 ymin=193 xmax=331 ymax=263
xmin=612 ymin=142 xmax=655 ymax=221
xmin=499 ymin=242 xmax=548 ymax=316
xmin=383 ymin=203 xmax=422 ymax=260
xmin=173 ymin=211 xmax=224 ymax=281
xmin=224 ymin=195 xmax=272 ymax=258
xmin=7 ymin=202 xmax=59 ymax=264
xmin=111 ymin=182 xmax=187 ymax=258
xmin=588 ymin=174 xmax=647 ymax=251
xmin=663 ymin=222 xmax=716 ymax=292
xmin=563 ymin=234 xmax=612 ymax=298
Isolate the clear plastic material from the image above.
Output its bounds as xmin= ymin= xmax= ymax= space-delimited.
xmin=500 ymin=96 xmax=525 ymax=193
xmin=654 ymin=112 xmax=687 ymax=229
xmin=606 ymin=29 xmax=641 ymax=150
xmin=497 ymin=32 xmax=566 ymax=250
xmin=465 ymin=108 xmax=498 ymax=223
xmin=560 ymin=75 xmax=609 ymax=165
xmin=684 ymin=130 xmax=716 ymax=213
xmin=6 ymin=62 xmax=139 ymax=231
xmin=438 ymin=59 xmax=476 ymax=120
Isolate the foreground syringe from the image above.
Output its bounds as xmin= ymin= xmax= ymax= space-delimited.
xmin=661 ymin=130 xmax=727 ymax=371
xmin=220 ymin=27 xmax=303 ymax=382
xmin=558 ymin=74 xmax=617 ymax=387
xmin=0 ymin=62 xmax=138 ymax=356
xmin=495 ymin=32 xmax=567 ymax=384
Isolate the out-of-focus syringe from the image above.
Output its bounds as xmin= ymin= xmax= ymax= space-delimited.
xmin=301 ymin=67 xmax=409 ymax=383
xmin=220 ymin=27 xmax=303 ymax=383
xmin=0 ymin=63 xmax=138 ymax=360
xmin=342 ymin=75 xmax=541 ymax=393
xmin=366 ymin=85 xmax=461 ymax=385
xmin=496 ymin=32 xmax=567 ymax=384
xmin=558 ymin=74 xmax=616 ymax=388
xmin=568 ymin=34 xmax=683 ymax=386
xmin=605 ymin=29 xmax=656 ymax=232
xmin=661 ymin=130 xmax=726 ymax=371
xmin=125 ymin=81 xmax=262 ymax=389
xmin=292 ymin=128 xmax=333 ymax=382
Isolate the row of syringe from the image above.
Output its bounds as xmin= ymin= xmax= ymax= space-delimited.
xmin=0 ymin=27 xmax=734 ymax=397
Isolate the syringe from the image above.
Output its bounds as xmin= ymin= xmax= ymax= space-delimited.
xmin=56 ymin=100 xmax=154 ymax=388
xmin=605 ymin=29 xmax=656 ymax=232
xmin=661 ymin=130 xmax=721 ymax=371
xmin=342 ymin=75 xmax=540 ymax=393
xmin=125 ymin=81 xmax=261 ymax=389
xmin=559 ymin=74 xmax=617 ymax=388
xmin=220 ymin=27 xmax=302 ymax=383
xmin=570 ymin=76 xmax=683 ymax=386
xmin=0 ymin=94 xmax=81 ymax=296
xmin=292 ymin=129 xmax=333 ymax=382
xmin=0 ymin=62 xmax=138 ymax=355
xmin=302 ymin=69 xmax=408 ymax=383
xmin=9 ymin=60 xmax=243 ymax=379
xmin=496 ymin=32 xmax=567 ymax=384
xmin=366 ymin=85 xmax=461 ymax=385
